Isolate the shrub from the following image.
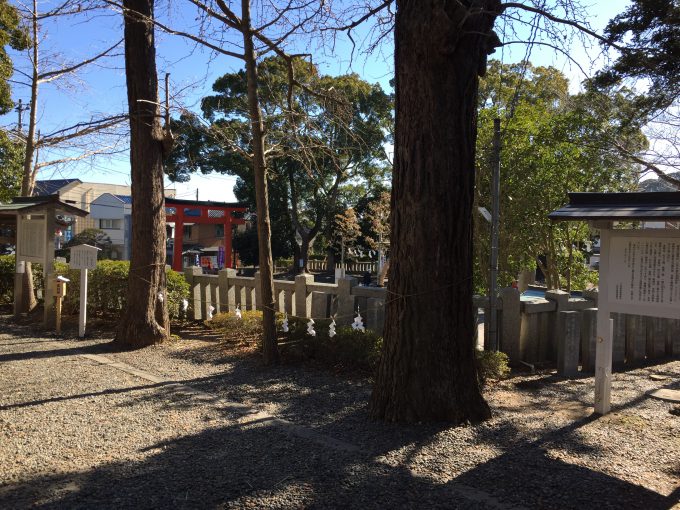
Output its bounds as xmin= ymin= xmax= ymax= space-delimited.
xmin=297 ymin=326 xmax=383 ymax=372
xmin=1 ymin=256 xmax=189 ymax=320
xmin=167 ymin=270 xmax=190 ymax=320
xmin=206 ymin=310 xmax=383 ymax=373
xmin=0 ymin=255 xmax=14 ymax=304
xmin=476 ymin=350 xmax=510 ymax=383
xmin=207 ymin=310 xmax=270 ymax=340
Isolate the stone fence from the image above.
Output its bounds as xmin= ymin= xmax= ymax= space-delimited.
xmin=184 ymin=267 xmax=386 ymax=330
xmin=306 ymin=260 xmax=377 ymax=274
xmin=183 ymin=268 xmax=680 ymax=373
xmin=484 ymin=287 xmax=680 ymax=373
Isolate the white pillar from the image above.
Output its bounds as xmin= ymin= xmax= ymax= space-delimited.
xmin=595 ymin=227 xmax=613 ymax=415
xmin=79 ymin=268 xmax=88 ymax=338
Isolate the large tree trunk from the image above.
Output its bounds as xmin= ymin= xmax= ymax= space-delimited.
xmin=114 ymin=0 xmax=169 ymax=349
xmin=17 ymin=0 xmax=40 ymax=313
xmin=297 ymin=230 xmax=317 ymax=274
xmin=369 ymin=0 xmax=499 ymax=423
xmin=242 ymin=0 xmax=278 ymax=365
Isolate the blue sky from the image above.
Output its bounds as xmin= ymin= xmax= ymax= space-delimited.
xmin=3 ymin=0 xmax=631 ymax=202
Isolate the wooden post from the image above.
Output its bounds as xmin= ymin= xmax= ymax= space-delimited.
xmin=595 ymin=227 xmax=613 ymax=415
xmin=79 ymin=268 xmax=88 ymax=337
xmin=55 ymin=293 xmax=63 ymax=334
xmin=43 ymin=203 xmax=57 ymax=329
xmin=13 ymin=214 xmax=26 ymax=316
xmin=54 ymin=277 xmax=68 ymax=335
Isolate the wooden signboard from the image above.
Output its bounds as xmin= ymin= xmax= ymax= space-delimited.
xmin=18 ymin=218 xmax=45 ymax=262
xmin=70 ymin=244 xmax=99 ymax=270
xmin=596 ymin=228 xmax=680 ymax=414
xmin=68 ymin=244 xmax=101 ymax=337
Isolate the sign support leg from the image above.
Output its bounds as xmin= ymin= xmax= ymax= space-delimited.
xmin=79 ymin=268 xmax=88 ymax=338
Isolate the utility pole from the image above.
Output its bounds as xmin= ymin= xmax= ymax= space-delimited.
xmin=16 ymin=99 xmax=30 ymax=134
xmin=196 ymin=188 xmax=199 ymax=201
xmin=488 ymin=118 xmax=501 ymax=352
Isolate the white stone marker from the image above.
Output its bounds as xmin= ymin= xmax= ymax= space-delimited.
xmin=69 ymin=244 xmax=100 ymax=338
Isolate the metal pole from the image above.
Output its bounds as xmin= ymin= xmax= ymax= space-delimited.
xmin=489 ymin=118 xmax=501 ymax=351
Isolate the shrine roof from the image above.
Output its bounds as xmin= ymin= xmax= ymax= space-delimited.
xmin=549 ymin=192 xmax=680 ymax=221
xmin=165 ymin=197 xmax=247 ymax=209
xmin=0 ymin=194 xmax=89 ymax=217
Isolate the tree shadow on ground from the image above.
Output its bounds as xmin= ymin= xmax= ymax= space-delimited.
xmin=1 ymin=411 xmax=675 ymax=510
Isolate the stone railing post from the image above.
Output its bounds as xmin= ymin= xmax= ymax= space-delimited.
xmin=254 ymin=271 xmax=262 ymax=310
xmin=557 ymin=310 xmax=580 ymax=377
xmin=218 ymin=268 xmax=236 ymax=312
xmin=184 ymin=266 xmax=203 ymax=321
xmin=336 ymin=276 xmax=357 ymax=326
xmin=366 ymin=297 xmax=385 ymax=334
xmin=580 ymin=308 xmax=597 ymax=372
xmin=626 ymin=315 xmax=646 ymax=362
xmin=669 ymin=319 xmax=680 ymax=356
xmin=295 ymin=273 xmax=314 ymax=319
xmin=311 ymin=292 xmax=330 ymax=319
xmin=499 ymin=287 xmax=520 ymax=362
xmin=611 ymin=313 xmax=626 ymax=367
xmin=545 ymin=289 xmax=570 ymax=361
xmin=646 ymin=317 xmax=666 ymax=359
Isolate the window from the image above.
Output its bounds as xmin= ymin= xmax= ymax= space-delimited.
xmin=100 ymin=219 xmax=114 ymax=229
xmin=183 ymin=225 xmax=192 ymax=238
xmin=215 ymin=225 xmax=224 ymax=237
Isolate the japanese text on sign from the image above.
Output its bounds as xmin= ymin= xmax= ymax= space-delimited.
xmin=609 ymin=236 xmax=680 ymax=308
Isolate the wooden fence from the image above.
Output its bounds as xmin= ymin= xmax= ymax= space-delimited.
xmin=184 ymin=268 xmax=680 ymax=373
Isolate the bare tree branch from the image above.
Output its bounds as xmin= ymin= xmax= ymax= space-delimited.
xmin=38 ymin=40 xmax=123 ymax=83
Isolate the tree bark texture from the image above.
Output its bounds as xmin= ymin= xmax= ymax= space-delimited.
xmin=369 ymin=0 xmax=500 ymax=423
xmin=242 ymin=0 xmax=279 ymax=365
xmin=17 ymin=0 xmax=41 ymax=313
xmin=114 ymin=0 xmax=169 ymax=349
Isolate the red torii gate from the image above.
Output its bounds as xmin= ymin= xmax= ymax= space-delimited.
xmin=165 ymin=198 xmax=247 ymax=271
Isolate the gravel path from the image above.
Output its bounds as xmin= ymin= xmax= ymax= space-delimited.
xmin=0 ymin=316 xmax=678 ymax=509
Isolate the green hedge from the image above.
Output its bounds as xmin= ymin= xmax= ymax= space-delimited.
xmin=0 ymin=255 xmax=189 ymax=319
xmin=0 ymin=255 xmax=14 ymax=304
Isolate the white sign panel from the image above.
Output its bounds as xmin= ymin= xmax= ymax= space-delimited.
xmin=608 ymin=235 xmax=680 ymax=318
xmin=69 ymin=245 xmax=99 ymax=270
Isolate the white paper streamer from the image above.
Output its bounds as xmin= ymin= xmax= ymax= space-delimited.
xmin=328 ymin=318 xmax=337 ymax=338
xmin=282 ymin=313 xmax=289 ymax=333
xmin=235 ymin=306 xmax=242 ymax=319
xmin=306 ymin=318 xmax=316 ymax=337
xmin=351 ymin=307 xmax=365 ymax=332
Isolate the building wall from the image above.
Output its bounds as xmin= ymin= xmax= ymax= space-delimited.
xmin=55 ymin=181 xmax=176 ymax=235
xmin=187 ymin=223 xmax=225 ymax=249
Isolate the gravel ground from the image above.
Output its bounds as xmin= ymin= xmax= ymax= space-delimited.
xmin=0 ymin=316 xmax=678 ymax=509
